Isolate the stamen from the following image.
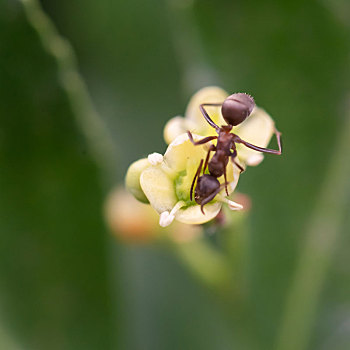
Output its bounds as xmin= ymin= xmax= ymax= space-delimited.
xmin=159 ymin=201 xmax=185 ymax=227
xmin=227 ymin=200 xmax=244 ymax=211
xmin=159 ymin=211 xmax=174 ymax=227
xmin=217 ymin=195 xmax=243 ymax=211
xmin=148 ymin=152 xmax=163 ymax=165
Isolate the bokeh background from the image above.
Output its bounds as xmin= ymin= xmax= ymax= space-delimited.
xmin=1 ymin=0 xmax=349 ymax=349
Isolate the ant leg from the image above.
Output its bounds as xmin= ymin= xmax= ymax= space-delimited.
xmin=199 ymin=103 xmax=222 ymax=132
xmin=223 ymin=162 xmax=229 ymax=196
xmin=187 ymin=131 xmax=217 ymax=146
xmin=274 ymin=128 xmax=282 ymax=153
xmin=230 ymin=149 xmax=245 ymax=173
xmin=190 ymin=159 xmax=203 ymax=201
xmin=233 ymin=128 xmax=282 ymax=155
xmin=203 ymin=144 xmax=216 ymax=174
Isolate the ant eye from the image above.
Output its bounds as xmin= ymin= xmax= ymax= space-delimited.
xmin=221 ymin=93 xmax=255 ymax=126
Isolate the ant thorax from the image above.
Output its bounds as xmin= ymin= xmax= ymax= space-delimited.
xmin=216 ymin=129 xmax=234 ymax=152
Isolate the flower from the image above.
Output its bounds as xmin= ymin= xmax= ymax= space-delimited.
xmin=127 ymin=133 xmax=242 ymax=227
xmin=164 ymin=86 xmax=277 ymax=167
xmin=126 ymin=86 xmax=280 ymax=227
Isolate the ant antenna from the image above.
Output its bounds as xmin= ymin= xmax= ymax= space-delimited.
xmin=199 ymin=103 xmax=222 ymax=132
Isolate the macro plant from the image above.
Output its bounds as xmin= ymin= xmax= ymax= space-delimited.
xmin=126 ymin=86 xmax=282 ymax=227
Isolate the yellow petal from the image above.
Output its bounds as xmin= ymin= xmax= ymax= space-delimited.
xmin=140 ymin=166 xmax=177 ymax=213
xmin=223 ymin=161 xmax=241 ymax=195
xmin=185 ymin=86 xmax=228 ymax=134
xmin=175 ymin=202 xmax=222 ymax=225
xmin=163 ymin=116 xmax=185 ymax=144
xmin=163 ymin=133 xmax=210 ymax=173
xmin=234 ymin=107 xmax=275 ymax=166
xmin=141 ymin=132 xmax=242 ymax=226
xmin=163 ymin=116 xmax=193 ymax=144
xmin=164 ymin=133 xmax=241 ymax=200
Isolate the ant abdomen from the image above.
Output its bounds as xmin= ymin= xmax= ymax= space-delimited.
xmin=194 ymin=174 xmax=220 ymax=205
xmin=221 ymin=93 xmax=255 ymax=126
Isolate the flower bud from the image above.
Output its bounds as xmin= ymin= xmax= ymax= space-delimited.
xmin=125 ymin=158 xmax=150 ymax=203
xmin=105 ymin=187 xmax=158 ymax=242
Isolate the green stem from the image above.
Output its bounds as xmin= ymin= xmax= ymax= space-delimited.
xmin=275 ymin=108 xmax=350 ymax=350
xmin=172 ymin=237 xmax=234 ymax=296
xmin=20 ymin=0 xmax=117 ymax=185
xmin=169 ymin=214 xmax=258 ymax=349
xmin=169 ymin=210 xmax=250 ymax=301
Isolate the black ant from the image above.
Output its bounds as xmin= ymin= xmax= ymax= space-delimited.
xmin=187 ymin=93 xmax=282 ymax=214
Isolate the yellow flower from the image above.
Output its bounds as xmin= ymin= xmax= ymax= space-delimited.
xmin=126 ymin=86 xmax=281 ymax=227
xmin=164 ymin=86 xmax=277 ymax=167
xmin=126 ymin=133 xmax=242 ymax=227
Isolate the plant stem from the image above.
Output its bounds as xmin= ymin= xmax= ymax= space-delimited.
xmin=172 ymin=237 xmax=234 ymax=297
xmin=169 ymin=210 xmax=250 ymax=301
xmin=20 ymin=0 xmax=117 ymax=185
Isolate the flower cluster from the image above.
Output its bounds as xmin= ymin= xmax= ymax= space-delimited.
xmin=126 ymin=87 xmax=278 ymax=227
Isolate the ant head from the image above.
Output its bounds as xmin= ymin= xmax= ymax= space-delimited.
xmin=221 ymin=93 xmax=255 ymax=126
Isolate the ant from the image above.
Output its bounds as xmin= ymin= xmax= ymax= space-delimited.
xmin=187 ymin=93 xmax=282 ymax=214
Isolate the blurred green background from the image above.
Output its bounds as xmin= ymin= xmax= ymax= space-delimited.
xmin=1 ymin=0 xmax=349 ymax=349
